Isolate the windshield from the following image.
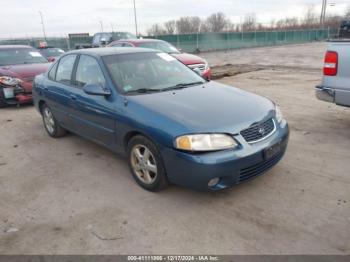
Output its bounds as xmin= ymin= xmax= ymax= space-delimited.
xmin=0 ymin=48 xmax=48 ymax=66
xmin=40 ymin=48 xmax=65 ymax=58
xmin=103 ymin=52 xmax=205 ymax=94
xmin=138 ymin=42 xmax=180 ymax=54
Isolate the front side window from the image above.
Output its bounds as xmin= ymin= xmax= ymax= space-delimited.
xmin=48 ymin=62 xmax=58 ymax=80
xmin=0 ymin=48 xmax=48 ymax=66
xmin=56 ymin=55 xmax=77 ymax=84
xmin=103 ymin=52 xmax=205 ymax=93
xmin=75 ymin=55 xmax=106 ymax=88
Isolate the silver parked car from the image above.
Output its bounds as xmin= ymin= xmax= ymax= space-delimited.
xmin=315 ymin=39 xmax=350 ymax=107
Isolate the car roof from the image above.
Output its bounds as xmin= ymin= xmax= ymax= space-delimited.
xmin=0 ymin=45 xmax=34 ymax=50
xmin=66 ymin=47 xmax=158 ymax=57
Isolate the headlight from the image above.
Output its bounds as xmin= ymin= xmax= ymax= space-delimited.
xmin=275 ymin=106 xmax=283 ymax=123
xmin=175 ymin=134 xmax=238 ymax=152
xmin=0 ymin=76 xmax=22 ymax=86
xmin=203 ymin=60 xmax=209 ymax=71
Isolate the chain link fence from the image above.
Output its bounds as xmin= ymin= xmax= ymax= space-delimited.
xmin=150 ymin=28 xmax=338 ymax=53
xmin=0 ymin=28 xmax=338 ymax=53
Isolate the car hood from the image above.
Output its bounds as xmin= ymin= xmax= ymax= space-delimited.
xmin=0 ymin=63 xmax=50 ymax=80
xmin=126 ymin=81 xmax=275 ymax=137
xmin=171 ymin=53 xmax=206 ymax=66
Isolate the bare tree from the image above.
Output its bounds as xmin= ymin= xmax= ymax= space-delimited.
xmin=205 ymin=12 xmax=230 ymax=32
xmin=276 ymin=17 xmax=299 ymax=29
xmin=243 ymin=13 xmax=257 ymax=31
xmin=324 ymin=15 xmax=343 ymax=29
xmin=164 ymin=20 xmax=176 ymax=34
xmin=147 ymin=23 xmax=166 ymax=36
xmin=302 ymin=5 xmax=318 ymax=28
xmin=176 ymin=16 xmax=201 ymax=34
xmin=345 ymin=5 xmax=350 ymax=18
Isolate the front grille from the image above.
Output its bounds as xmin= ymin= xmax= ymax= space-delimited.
xmin=188 ymin=63 xmax=206 ymax=74
xmin=238 ymin=151 xmax=284 ymax=183
xmin=240 ymin=119 xmax=275 ymax=143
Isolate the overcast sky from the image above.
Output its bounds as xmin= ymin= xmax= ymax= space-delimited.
xmin=0 ymin=0 xmax=348 ymax=38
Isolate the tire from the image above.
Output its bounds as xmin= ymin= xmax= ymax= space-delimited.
xmin=0 ymin=88 xmax=8 ymax=108
xmin=127 ymin=135 xmax=169 ymax=192
xmin=41 ymin=103 xmax=66 ymax=138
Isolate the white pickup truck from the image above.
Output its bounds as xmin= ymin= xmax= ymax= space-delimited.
xmin=315 ymin=39 xmax=350 ymax=107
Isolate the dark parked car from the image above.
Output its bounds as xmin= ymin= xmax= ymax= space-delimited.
xmin=108 ymin=39 xmax=211 ymax=80
xmin=0 ymin=45 xmax=50 ymax=107
xmin=38 ymin=46 xmax=65 ymax=62
xmin=33 ymin=48 xmax=289 ymax=191
xmin=92 ymin=32 xmax=136 ymax=47
xmin=339 ymin=20 xmax=350 ymax=38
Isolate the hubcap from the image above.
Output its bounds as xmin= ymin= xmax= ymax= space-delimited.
xmin=43 ymin=107 xmax=55 ymax=134
xmin=130 ymin=145 xmax=158 ymax=184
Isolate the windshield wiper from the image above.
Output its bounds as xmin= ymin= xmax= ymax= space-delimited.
xmin=125 ymin=88 xmax=160 ymax=94
xmin=162 ymin=81 xmax=205 ymax=91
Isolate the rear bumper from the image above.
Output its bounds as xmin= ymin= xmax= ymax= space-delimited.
xmin=315 ymin=85 xmax=350 ymax=107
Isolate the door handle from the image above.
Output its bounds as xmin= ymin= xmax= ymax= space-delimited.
xmin=69 ymin=94 xmax=77 ymax=100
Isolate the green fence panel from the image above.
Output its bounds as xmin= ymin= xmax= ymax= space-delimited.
xmin=1 ymin=28 xmax=337 ymax=53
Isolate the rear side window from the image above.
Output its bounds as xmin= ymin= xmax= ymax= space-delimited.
xmin=48 ymin=62 xmax=58 ymax=80
xmin=56 ymin=55 xmax=77 ymax=84
xmin=75 ymin=55 xmax=106 ymax=88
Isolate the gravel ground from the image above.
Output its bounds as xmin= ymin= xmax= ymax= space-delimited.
xmin=0 ymin=42 xmax=349 ymax=255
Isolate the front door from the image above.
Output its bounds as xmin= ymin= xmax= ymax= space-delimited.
xmin=69 ymin=54 xmax=117 ymax=148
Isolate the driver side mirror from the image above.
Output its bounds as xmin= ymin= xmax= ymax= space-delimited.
xmin=83 ymin=84 xmax=111 ymax=96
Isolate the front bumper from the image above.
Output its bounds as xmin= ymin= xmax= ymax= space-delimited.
xmin=161 ymin=120 xmax=289 ymax=191
xmin=315 ymin=85 xmax=350 ymax=107
xmin=1 ymin=86 xmax=33 ymax=105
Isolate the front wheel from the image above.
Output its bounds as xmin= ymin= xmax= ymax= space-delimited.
xmin=41 ymin=104 xmax=66 ymax=138
xmin=127 ymin=135 xmax=168 ymax=192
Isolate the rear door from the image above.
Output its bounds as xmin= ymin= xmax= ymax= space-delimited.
xmin=69 ymin=54 xmax=117 ymax=147
xmin=42 ymin=54 xmax=78 ymax=128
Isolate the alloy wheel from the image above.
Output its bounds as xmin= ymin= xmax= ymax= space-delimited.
xmin=130 ymin=144 xmax=158 ymax=184
xmin=43 ymin=107 xmax=55 ymax=134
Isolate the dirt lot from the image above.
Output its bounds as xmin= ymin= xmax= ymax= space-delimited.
xmin=0 ymin=42 xmax=349 ymax=255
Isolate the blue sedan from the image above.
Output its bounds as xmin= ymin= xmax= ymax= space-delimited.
xmin=33 ymin=48 xmax=289 ymax=191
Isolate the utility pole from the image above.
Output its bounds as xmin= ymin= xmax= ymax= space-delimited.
xmin=320 ymin=0 xmax=328 ymax=28
xmin=133 ymin=0 xmax=138 ymax=36
xmin=99 ymin=21 xmax=104 ymax=32
xmin=38 ymin=11 xmax=47 ymax=41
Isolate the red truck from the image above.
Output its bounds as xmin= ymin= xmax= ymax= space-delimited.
xmin=108 ymin=39 xmax=212 ymax=80
xmin=0 ymin=45 xmax=50 ymax=107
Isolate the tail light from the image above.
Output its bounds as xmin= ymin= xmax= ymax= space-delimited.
xmin=323 ymin=51 xmax=338 ymax=76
